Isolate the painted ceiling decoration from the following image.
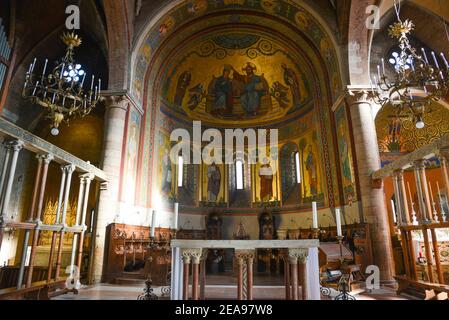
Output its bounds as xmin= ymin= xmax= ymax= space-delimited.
xmin=160 ymin=32 xmax=312 ymax=127
xmin=131 ymin=0 xmax=342 ymax=108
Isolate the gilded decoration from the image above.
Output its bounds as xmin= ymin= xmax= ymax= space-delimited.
xmin=162 ymin=33 xmax=311 ymax=126
xmin=376 ymin=102 xmax=449 ymax=153
xmin=131 ymin=0 xmax=341 ymax=106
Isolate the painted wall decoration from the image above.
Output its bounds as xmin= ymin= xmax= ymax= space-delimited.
xmin=157 ymin=131 xmax=174 ymax=202
xmin=280 ymin=142 xmax=299 ymax=205
xmin=335 ymin=104 xmax=357 ymax=205
xmin=376 ymin=102 xmax=449 ymax=154
xmin=161 ymin=34 xmax=311 ymax=126
xmin=131 ymin=0 xmax=342 ymax=107
xmin=123 ymin=108 xmax=142 ymax=204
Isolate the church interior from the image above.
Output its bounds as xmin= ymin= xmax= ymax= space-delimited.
xmin=1 ymin=0 xmax=449 ymax=301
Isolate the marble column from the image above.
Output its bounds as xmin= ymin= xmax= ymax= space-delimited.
xmin=181 ymin=248 xmax=202 ymax=300
xmin=413 ymin=160 xmax=432 ymax=224
xmin=0 ymin=140 xmax=24 ymax=250
xmin=76 ymin=174 xmax=94 ymax=270
xmin=346 ymin=88 xmax=395 ymax=282
xmin=438 ymin=153 xmax=449 ymax=221
xmin=288 ymin=248 xmax=308 ymax=300
xmin=26 ymin=154 xmax=53 ymax=287
xmin=17 ymin=154 xmax=44 ymax=289
xmin=282 ymin=250 xmax=291 ymax=300
xmin=392 ymin=172 xmax=403 ymax=226
xmin=92 ymin=95 xmax=129 ymax=283
xmin=396 ymin=170 xmax=411 ymax=225
xmin=234 ymin=250 xmax=255 ymax=300
xmin=55 ymin=164 xmax=75 ymax=280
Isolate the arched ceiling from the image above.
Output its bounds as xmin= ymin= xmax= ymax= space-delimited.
xmin=131 ymin=0 xmax=344 ymax=121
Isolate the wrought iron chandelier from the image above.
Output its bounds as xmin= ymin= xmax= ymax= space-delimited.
xmin=22 ymin=32 xmax=102 ymax=135
xmin=371 ymin=1 xmax=449 ymax=129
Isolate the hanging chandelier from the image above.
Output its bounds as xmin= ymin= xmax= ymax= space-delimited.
xmin=371 ymin=5 xmax=449 ymax=129
xmin=22 ymin=32 xmax=102 ymax=136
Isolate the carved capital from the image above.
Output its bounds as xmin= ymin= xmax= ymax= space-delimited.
xmin=63 ymin=164 xmax=76 ymax=175
xmin=103 ymin=95 xmax=129 ymax=111
xmin=5 ymin=140 xmax=24 ymax=152
xmin=181 ymin=248 xmax=203 ymax=265
xmin=234 ymin=250 xmax=256 ymax=264
xmin=80 ymin=172 xmax=95 ymax=183
xmin=413 ymin=159 xmax=427 ymax=171
xmin=288 ymin=248 xmax=308 ymax=264
xmin=345 ymin=87 xmax=376 ymax=106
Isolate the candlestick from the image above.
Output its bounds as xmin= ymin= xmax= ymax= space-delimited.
xmin=312 ymin=202 xmax=318 ymax=229
xmin=335 ymin=208 xmax=342 ymax=237
xmin=174 ymin=203 xmax=179 ymax=230
xmin=150 ymin=210 xmax=157 ymax=238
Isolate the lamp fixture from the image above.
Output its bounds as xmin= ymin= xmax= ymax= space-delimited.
xmin=22 ymin=32 xmax=102 ymax=135
xmin=371 ymin=1 xmax=449 ymax=129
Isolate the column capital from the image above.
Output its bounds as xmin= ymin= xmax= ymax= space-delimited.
xmin=288 ymin=248 xmax=309 ymax=264
xmin=36 ymin=153 xmax=54 ymax=164
xmin=5 ymin=140 xmax=24 ymax=152
xmin=103 ymin=95 xmax=130 ymax=111
xmin=80 ymin=172 xmax=95 ymax=183
xmin=345 ymin=87 xmax=377 ymax=105
xmin=413 ymin=159 xmax=427 ymax=170
xmin=181 ymin=248 xmax=203 ymax=264
xmin=235 ymin=250 xmax=256 ymax=264
xmin=62 ymin=164 xmax=76 ymax=174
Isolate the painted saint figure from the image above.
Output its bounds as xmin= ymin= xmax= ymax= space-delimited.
xmin=338 ymin=121 xmax=352 ymax=188
xmin=174 ymin=71 xmax=192 ymax=106
xmin=207 ymin=163 xmax=221 ymax=202
xmin=232 ymin=63 xmax=270 ymax=116
xmin=305 ymin=145 xmax=317 ymax=196
xmin=161 ymin=148 xmax=172 ymax=196
xmin=282 ymin=63 xmax=303 ymax=108
xmin=207 ymin=65 xmax=233 ymax=116
xmin=259 ymin=160 xmax=274 ymax=202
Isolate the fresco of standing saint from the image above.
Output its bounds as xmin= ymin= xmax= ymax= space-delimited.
xmin=173 ymin=71 xmax=192 ymax=106
xmin=207 ymin=163 xmax=221 ymax=202
xmin=305 ymin=145 xmax=317 ymax=196
xmin=161 ymin=148 xmax=173 ymax=196
xmin=282 ymin=63 xmax=307 ymax=108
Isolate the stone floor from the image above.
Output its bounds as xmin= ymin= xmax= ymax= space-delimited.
xmin=53 ymin=273 xmax=415 ymax=300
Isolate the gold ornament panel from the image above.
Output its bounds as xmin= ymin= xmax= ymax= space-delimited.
xmin=162 ymin=33 xmax=312 ymax=127
xmin=376 ymin=102 xmax=449 ymax=153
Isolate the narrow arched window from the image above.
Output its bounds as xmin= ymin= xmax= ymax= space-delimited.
xmin=236 ymin=160 xmax=244 ymax=190
xmin=295 ymin=152 xmax=301 ymax=184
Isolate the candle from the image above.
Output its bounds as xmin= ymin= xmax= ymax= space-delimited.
xmin=391 ymin=200 xmax=397 ymax=223
xmin=407 ymin=182 xmax=413 ymax=203
xmin=98 ymin=78 xmax=101 ymax=95
xmin=431 ymin=52 xmax=440 ymax=69
xmin=377 ymin=65 xmax=382 ymax=80
xmin=335 ymin=208 xmax=342 ymax=237
xmin=31 ymin=58 xmax=37 ymax=73
xmin=60 ymin=64 xmax=65 ymax=80
xmin=150 ymin=209 xmax=157 ymax=238
xmin=428 ymin=182 xmax=435 ymax=204
xmin=32 ymin=81 xmax=39 ymax=96
xmin=41 ymin=59 xmax=48 ymax=77
xmin=381 ymin=58 xmax=386 ymax=75
xmin=81 ymin=73 xmax=86 ymax=87
xmin=441 ymin=52 xmax=449 ymax=69
xmin=422 ymin=48 xmax=429 ymax=64
xmin=90 ymin=75 xmax=95 ymax=91
xmin=312 ymin=202 xmax=318 ymax=229
xmin=174 ymin=203 xmax=179 ymax=230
